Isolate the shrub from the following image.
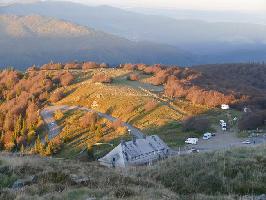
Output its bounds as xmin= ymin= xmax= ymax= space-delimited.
xmin=112 ymin=119 xmax=124 ymax=130
xmin=144 ymin=100 xmax=158 ymax=112
xmin=64 ymin=63 xmax=81 ymax=70
xmin=50 ymin=90 xmax=64 ymax=103
xmin=147 ymin=70 xmax=169 ymax=85
xmin=54 ymin=110 xmax=64 ymax=121
xmin=123 ymin=63 xmax=136 ymax=71
xmin=99 ymin=63 xmax=109 ymax=68
xmin=82 ymin=62 xmax=99 ymax=70
xmin=79 ymin=112 xmax=98 ymax=128
xmin=40 ymin=63 xmax=63 ymax=70
xmin=238 ymin=110 xmax=266 ymax=130
xmin=127 ymin=74 xmax=139 ymax=81
xmin=92 ymin=73 xmax=112 ymax=83
xmin=114 ymin=187 xmax=134 ymax=198
xmin=182 ymin=116 xmax=211 ymax=133
xmin=60 ymin=72 xmax=74 ymax=87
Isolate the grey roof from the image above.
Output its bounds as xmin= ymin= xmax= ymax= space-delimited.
xmin=122 ymin=135 xmax=168 ymax=158
xmin=98 ymin=135 xmax=170 ymax=167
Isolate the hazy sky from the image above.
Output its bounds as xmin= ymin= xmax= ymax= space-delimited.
xmin=53 ymin=0 xmax=266 ymax=11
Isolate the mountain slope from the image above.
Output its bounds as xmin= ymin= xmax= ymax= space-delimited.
xmin=1 ymin=0 xmax=266 ymax=57
xmin=0 ymin=15 xmax=195 ymax=69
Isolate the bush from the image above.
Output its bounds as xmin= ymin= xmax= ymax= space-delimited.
xmin=79 ymin=112 xmax=98 ymax=128
xmin=127 ymin=74 xmax=139 ymax=81
xmin=82 ymin=62 xmax=99 ymax=70
xmin=92 ymin=73 xmax=112 ymax=83
xmin=182 ymin=116 xmax=211 ymax=133
xmin=40 ymin=63 xmax=63 ymax=70
xmin=54 ymin=110 xmax=64 ymax=121
xmin=114 ymin=187 xmax=134 ymax=198
xmin=238 ymin=110 xmax=266 ymax=130
xmin=64 ymin=62 xmax=82 ymax=70
xmin=144 ymin=100 xmax=158 ymax=112
xmin=112 ymin=119 xmax=124 ymax=130
xmin=123 ymin=63 xmax=136 ymax=71
xmin=50 ymin=90 xmax=64 ymax=103
xmin=60 ymin=72 xmax=74 ymax=87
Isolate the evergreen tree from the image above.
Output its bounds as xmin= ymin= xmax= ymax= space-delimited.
xmin=20 ymin=119 xmax=27 ymax=137
xmin=45 ymin=142 xmax=53 ymax=156
xmin=20 ymin=144 xmax=25 ymax=153
xmin=0 ymin=132 xmax=4 ymax=150
xmin=95 ymin=125 xmax=103 ymax=141
xmin=87 ymin=144 xmax=94 ymax=160
xmin=14 ymin=115 xmax=23 ymax=138
xmin=34 ymin=136 xmax=44 ymax=154
xmin=45 ymin=134 xmax=49 ymax=145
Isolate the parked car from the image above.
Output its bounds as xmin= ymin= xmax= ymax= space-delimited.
xmin=185 ymin=138 xmax=199 ymax=145
xmin=203 ymin=132 xmax=212 ymax=140
xmin=242 ymin=140 xmax=251 ymax=144
xmin=211 ymin=133 xmax=216 ymax=137
xmin=221 ymin=122 xmax=227 ymax=131
xmin=221 ymin=104 xmax=230 ymax=110
xmin=188 ymin=148 xmax=199 ymax=153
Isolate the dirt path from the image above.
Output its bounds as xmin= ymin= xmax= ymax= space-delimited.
xmin=40 ymin=105 xmax=145 ymax=142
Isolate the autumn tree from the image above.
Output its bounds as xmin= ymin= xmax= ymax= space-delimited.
xmin=92 ymin=73 xmax=112 ymax=83
xmin=79 ymin=112 xmax=98 ymax=128
xmin=60 ymin=72 xmax=74 ymax=87
xmin=144 ymin=100 xmax=158 ymax=112
xmin=127 ymin=74 xmax=139 ymax=81
xmin=50 ymin=90 xmax=64 ymax=103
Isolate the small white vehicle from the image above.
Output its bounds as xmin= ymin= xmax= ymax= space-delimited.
xmin=221 ymin=104 xmax=230 ymax=110
xmin=221 ymin=122 xmax=227 ymax=131
xmin=203 ymin=132 xmax=212 ymax=140
xmin=242 ymin=140 xmax=251 ymax=144
xmin=185 ymin=138 xmax=199 ymax=145
xmin=188 ymin=148 xmax=199 ymax=153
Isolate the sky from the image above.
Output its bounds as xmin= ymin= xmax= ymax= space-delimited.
xmin=52 ymin=0 xmax=266 ymax=11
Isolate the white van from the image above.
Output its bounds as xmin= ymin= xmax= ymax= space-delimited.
xmin=221 ymin=104 xmax=230 ymax=110
xmin=185 ymin=138 xmax=199 ymax=145
xmin=203 ymin=132 xmax=212 ymax=140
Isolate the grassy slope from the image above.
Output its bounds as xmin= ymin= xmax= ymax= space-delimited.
xmin=55 ymin=109 xmax=131 ymax=159
xmin=1 ymin=145 xmax=266 ymax=199
xmin=54 ymin=69 xmax=190 ymax=151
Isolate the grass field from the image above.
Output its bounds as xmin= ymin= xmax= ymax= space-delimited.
xmin=48 ymin=68 xmax=246 ymax=155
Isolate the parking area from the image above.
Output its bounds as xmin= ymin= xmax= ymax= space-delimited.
xmin=177 ymin=130 xmax=266 ymax=154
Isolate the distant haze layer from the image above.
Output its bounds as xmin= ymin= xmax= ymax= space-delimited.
xmin=51 ymin=0 xmax=266 ymax=11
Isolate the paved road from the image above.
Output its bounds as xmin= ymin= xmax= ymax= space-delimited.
xmin=40 ymin=105 xmax=145 ymax=142
xmin=173 ymin=131 xmax=266 ymax=155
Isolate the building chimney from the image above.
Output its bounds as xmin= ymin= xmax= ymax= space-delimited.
xmin=121 ymin=139 xmax=126 ymax=146
xmin=133 ymin=135 xmax=137 ymax=146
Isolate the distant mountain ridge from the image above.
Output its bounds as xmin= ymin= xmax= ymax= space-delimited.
xmin=0 ymin=15 xmax=195 ymax=69
xmin=0 ymin=15 xmax=93 ymax=37
xmin=1 ymin=0 xmax=266 ymax=64
xmin=1 ymin=1 xmax=266 ymax=54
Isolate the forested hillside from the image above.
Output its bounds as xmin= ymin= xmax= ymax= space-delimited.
xmin=0 ymin=62 xmax=265 ymax=155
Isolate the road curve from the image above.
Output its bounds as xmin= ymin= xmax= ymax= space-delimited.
xmin=40 ymin=105 xmax=145 ymax=142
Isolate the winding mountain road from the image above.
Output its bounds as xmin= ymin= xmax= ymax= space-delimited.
xmin=40 ymin=105 xmax=145 ymax=141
